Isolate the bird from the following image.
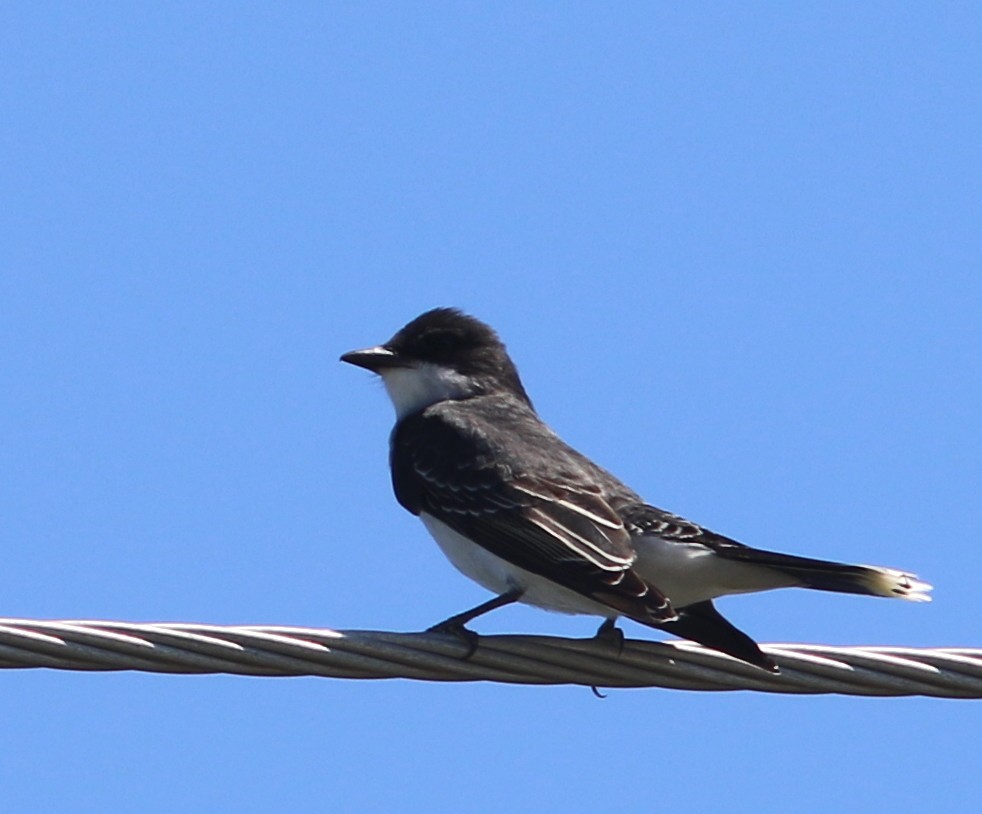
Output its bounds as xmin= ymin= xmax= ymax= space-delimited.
xmin=340 ymin=307 xmax=932 ymax=671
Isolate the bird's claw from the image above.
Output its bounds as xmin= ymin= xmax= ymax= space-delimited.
xmin=594 ymin=618 xmax=625 ymax=655
xmin=426 ymin=621 xmax=480 ymax=659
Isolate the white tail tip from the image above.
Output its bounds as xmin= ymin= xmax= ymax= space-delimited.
xmin=864 ymin=566 xmax=933 ymax=602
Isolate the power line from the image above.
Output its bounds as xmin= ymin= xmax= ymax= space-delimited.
xmin=0 ymin=619 xmax=978 ymax=697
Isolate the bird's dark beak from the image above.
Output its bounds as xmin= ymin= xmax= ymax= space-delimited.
xmin=340 ymin=345 xmax=407 ymax=373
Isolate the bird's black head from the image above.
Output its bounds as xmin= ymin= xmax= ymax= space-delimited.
xmin=388 ymin=307 xmax=505 ymax=368
xmin=341 ymin=308 xmax=532 ymax=415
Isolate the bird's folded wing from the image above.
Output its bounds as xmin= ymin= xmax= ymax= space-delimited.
xmin=391 ymin=411 xmax=675 ymax=621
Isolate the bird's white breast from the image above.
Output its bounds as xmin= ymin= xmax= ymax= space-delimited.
xmin=420 ymin=513 xmax=614 ymax=617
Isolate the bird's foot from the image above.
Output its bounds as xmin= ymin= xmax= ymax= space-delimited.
xmin=594 ymin=618 xmax=625 ymax=655
xmin=426 ymin=620 xmax=480 ymax=659
xmin=589 ymin=619 xmax=625 ymax=698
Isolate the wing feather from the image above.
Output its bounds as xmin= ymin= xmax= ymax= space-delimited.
xmin=619 ymin=502 xmax=748 ymax=550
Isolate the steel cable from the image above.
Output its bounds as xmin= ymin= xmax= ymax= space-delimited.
xmin=0 ymin=619 xmax=977 ymax=697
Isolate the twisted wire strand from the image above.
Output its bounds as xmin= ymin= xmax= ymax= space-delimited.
xmin=0 ymin=618 xmax=978 ymax=697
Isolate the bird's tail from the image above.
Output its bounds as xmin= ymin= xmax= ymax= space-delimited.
xmin=714 ymin=546 xmax=933 ymax=602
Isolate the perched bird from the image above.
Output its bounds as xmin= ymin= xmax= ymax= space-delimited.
xmin=341 ymin=308 xmax=931 ymax=671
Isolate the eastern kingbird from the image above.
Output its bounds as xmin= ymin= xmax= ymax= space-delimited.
xmin=341 ymin=308 xmax=931 ymax=671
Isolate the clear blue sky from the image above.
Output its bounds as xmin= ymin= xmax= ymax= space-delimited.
xmin=2 ymin=4 xmax=980 ymax=811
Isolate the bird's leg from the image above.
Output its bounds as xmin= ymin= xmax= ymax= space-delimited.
xmin=426 ymin=588 xmax=524 ymax=658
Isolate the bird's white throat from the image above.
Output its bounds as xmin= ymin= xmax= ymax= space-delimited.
xmin=380 ymin=363 xmax=477 ymax=419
